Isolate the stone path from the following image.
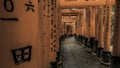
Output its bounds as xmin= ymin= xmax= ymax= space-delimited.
xmin=61 ymin=37 xmax=110 ymax=68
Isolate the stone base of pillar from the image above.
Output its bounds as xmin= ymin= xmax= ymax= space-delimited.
xmin=97 ymin=47 xmax=103 ymax=58
xmin=92 ymin=40 xmax=98 ymax=56
xmin=76 ymin=35 xmax=82 ymax=45
xmin=86 ymin=40 xmax=93 ymax=53
xmin=85 ymin=38 xmax=88 ymax=47
xmin=99 ymin=51 xmax=111 ymax=66
xmin=90 ymin=37 xmax=95 ymax=50
xmin=50 ymin=62 xmax=57 ymax=68
xmin=78 ymin=35 xmax=81 ymax=42
xmin=82 ymin=36 xmax=85 ymax=45
xmin=87 ymin=40 xmax=90 ymax=48
xmin=74 ymin=34 xmax=77 ymax=38
xmin=87 ymin=37 xmax=95 ymax=53
xmin=111 ymin=56 xmax=120 ymax=68
xmin=81 ymin=35 xmax=84 ymax=43
xmin=74 ymin=34 xmax=78 ymax=41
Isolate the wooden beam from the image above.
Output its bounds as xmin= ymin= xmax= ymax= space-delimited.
xmin=60 ymin=0 xmax=115 ymax=8
xmin=61 ymin=9 xmax=83 ymax=14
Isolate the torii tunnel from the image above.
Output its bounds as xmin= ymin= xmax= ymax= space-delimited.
xmin=0 ymin=0 xmax=120 ymax=68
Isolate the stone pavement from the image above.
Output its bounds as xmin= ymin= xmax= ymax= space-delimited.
xmin=61 ymin=37 xmax=110 ymax=68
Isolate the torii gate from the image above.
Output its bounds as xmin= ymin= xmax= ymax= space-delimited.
xmin=60 ymin=0 xmax=115 ymax=8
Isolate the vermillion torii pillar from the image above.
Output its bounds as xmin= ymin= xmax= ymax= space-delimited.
xmin=43 ymin=0 xmax=51 ymax=67
xmin=100 ymin=0 xmax=112 ymax=66
xmin=55 ymin=0 xmax=60 ymax=52
xmin=76 ymin=14 xmax=80 ymax=35
xmin=50 ymin=0 xmax=58 ymax=63
xmin=0 ymin=0 xmax=44 ymax=68
xmin=81 ymin=9 xmax=86 ymax=43
xmin=97 ymin=6 xmax=104 ymax=58
xmin=89 ymin=7 xmax=96 ymax=52
xmin=86 ymin=8 xmax=90 ymax=48
xmin=83 ymin=9 xmax=87 ymax=45
xmin=111 ymin=0 xmax=120 ymax=68
xmin=38 ymin=0 xmax=44 ymax=68
xmin=78 ymin=11 xmax=84 ymax=41
xmin=76 ymin=12 xmax=83 ymax=42
xmin=92 ymin=7 xmax=99 ymax=55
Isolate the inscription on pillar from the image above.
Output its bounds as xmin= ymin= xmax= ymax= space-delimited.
xmin=50 ymin=0 xmax=57 ymax=53
xmin=11 ymin=45 xmax=32 ymax=65
xmin=106 ymin=6 xmax=111 ymax=32
xmin=25 ymin=1 xmax=35 ymax=12
xmin=114 ymin=1 xmax=120 ymax=32
xmin=4 ymin=0 xmax=14 ymax=12
xmin=0 ymin=0 xmax=19 ymax=21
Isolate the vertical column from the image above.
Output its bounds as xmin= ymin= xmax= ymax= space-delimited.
xmin=86 ymin=8 xmax=90 ymax=48
xmin=92 ymin=7 xmax=99 ymax=55
xmin=89 ymin=7 xmax=96 ymax=52
xmin=38 ymin=0 xmax=44 ymax=68
xmin=84 ymin=8 xmax=88 ymax=46
xmin=111 ymin=0 xmax=120 ymax=68
xmin=50 ymin=0 xmax=58 ymax=63
xmin=73 ymin=21 xmax=76 ymax=34
xmin=83 ymin=9 xmax=87 ymax=45
xmin=81 ymin=9 xmax=84 ymax=42
xmin=60 ymin=16 xmax=64 ymax=36
xmin=100 ymin=0 xmax=112 ymax=66
xmin=55 ymin=0 xmax=60 ymax=52
xmin=78 ymin=12 xmax=83 ymax=42
xmin=43 ymin=0 xmax=50 ymax=67
xmin=63 ymin=22 xmax=66 ymax=35
xmin=97 ymin=6 xmax=104 ymax=58
xmin=76 ymin=14 xmax=80 ymax=35
xmin=0 ymin=0 xmax=42 ymax=68
xmin=59 ymin=20 xmax=63 ymax=38
xmin=80 ymin=9 xmax=85 ymax=43
xmin=58 ymin=11 xmax=63 ymax=37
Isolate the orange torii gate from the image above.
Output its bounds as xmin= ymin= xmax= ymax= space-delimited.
xmin=111 ymin=0 xmax=120 ymax=68
xmin=60 ymin=0 xmax=115 ymax=8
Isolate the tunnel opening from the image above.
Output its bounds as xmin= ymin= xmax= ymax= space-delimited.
xmin=1 ymin=0 xmax=120 ymax=68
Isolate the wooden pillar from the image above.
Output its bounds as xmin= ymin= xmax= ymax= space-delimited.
xmin=111 ymin=0 xmax=120 ymax=68
xmin=91 ymin=7 xmax=99 ymax=55
xmin=58 ymin=13 xmax=63 ymax=37
xmin=76 ymin=14 xmax=80 ymax=35
xmin=83 ymin=9 xmax=87 ymax=44
xmin=97 ymin=6 xmax=104 ymax=58
xmin=80 ymin=9 xmax=86 ymax=43
xmin=61 ymin=16 xmax=64 ymax=35
xmin=73 ymin=22 xmax=76 ymax=34
xmin=56 ymin=0 xmax=60 ymax=52
xmin=89 ymin=7 xmax=96 ymax=51
xmin=38 ymin=0 xmax=44 ymax=68
xmin=81 ymin=9 xmax=85 ymax=38
xmin=86 ymin=8 xmax=90 ymax=48
xmin=61 ymin=21 xmax=64 ymax=35
xmin=78 ymin=12 xmax=83 ymax=37
xmin=76 ymin=12 xmax=83 ymax=42
xmin=0 ymin=0 xmax=43 ymax=68
xmin=43 ymin=0 xmax=50 ymax=67
xmin=50 ymin=0 xmax=58 ymax=63
xmin=64 ymin=22 xmax=66 ymax=35
xmin=100 ymin=0 xmax=112 ymax=66
xmin=84 ymin=8 xmax=91 ymax=47
xmin=92 ymin=7 xmax=99 ymax=54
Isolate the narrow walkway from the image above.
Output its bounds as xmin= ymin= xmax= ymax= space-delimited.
xmin=61 ymin=37 xmax=109 ymax=68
